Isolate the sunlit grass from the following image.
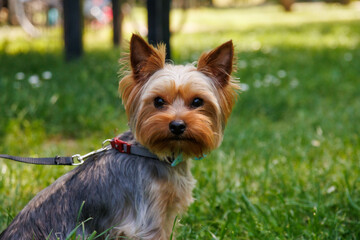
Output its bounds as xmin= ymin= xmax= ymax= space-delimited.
xmin=1 ymin=2 xmax=360 ymax=239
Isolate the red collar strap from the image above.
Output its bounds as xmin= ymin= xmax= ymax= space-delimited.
xmin=110 ymin=138 xmax=159 ymax=160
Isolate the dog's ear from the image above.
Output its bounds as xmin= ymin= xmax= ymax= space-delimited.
xmin=197 ymin=40 xmax=234 ymax=87
xmin=130 ymin=34 xmax=165 ymax=83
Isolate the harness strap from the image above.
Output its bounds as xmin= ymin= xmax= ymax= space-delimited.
xmin=0 ymin=154 xmax=73 ymax=165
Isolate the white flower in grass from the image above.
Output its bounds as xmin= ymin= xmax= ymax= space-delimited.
xmin=272 ymin=78 xmax=281 ymax=86
xmin=264 ymin=74 xmax=280 ymax=87
xmin=290 ymin=78 xmax=299 ymax=88
xmin=1 ymin=164 xmax=7 ymax=174
xmin=238 ymin=60 xmax=247 ymax=69
xmin=316 ymin=127 xmax=323 ymax=136
xmin=311 ymin=139 xmax=321 ymax=147
xmin=277 ymin=70 xmax=287 ymax=78
xmin=28 ymin=75 xmax=41 ymax=88
xmin=42 ymin=71 xmax=52 ymax=80
xmin=313 ymin=206 xmax=317 ymax=216
xmin=240 ymin=83 xmax=249 ymax=92
xmin=326 ymin=186 xmax=336 ymax=194
xmin=50 ymin=94 xmax=59 ymax=104
xmin=254 ymin=80 xmax=262 ymax=88
xmin=15 ymin=72 xmax=25 ymax=80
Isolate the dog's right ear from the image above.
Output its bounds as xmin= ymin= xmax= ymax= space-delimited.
xmin=130 ymin=34 xmax=165 ymax=83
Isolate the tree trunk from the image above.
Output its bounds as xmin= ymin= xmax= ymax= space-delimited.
xmin=63 ymin=0 xmax=83 ymax=61
xmin=147 ymin=0 xmax=171 ymax=59
xmin=112 ymin=0 xmax=123 ymax=47
xmin=280 ymin=0 xmax=294 ymax=12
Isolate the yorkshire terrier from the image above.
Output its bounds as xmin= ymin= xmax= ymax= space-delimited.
xmin=0 ymin=34 xmax=239 ymax=240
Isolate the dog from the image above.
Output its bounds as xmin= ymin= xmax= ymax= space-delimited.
xmin=0 ymin=34 xmax=239 ymax=240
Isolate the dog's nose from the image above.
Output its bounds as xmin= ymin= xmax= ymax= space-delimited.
xmin=169 ymin=120 xmax=186 ymax=136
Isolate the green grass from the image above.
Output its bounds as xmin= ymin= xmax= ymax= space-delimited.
xmin=1 ymin=2 xmax=360 ymax=239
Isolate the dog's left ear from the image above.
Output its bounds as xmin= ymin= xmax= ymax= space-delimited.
xmin=197 ymin=40 xmax=234 ymax=87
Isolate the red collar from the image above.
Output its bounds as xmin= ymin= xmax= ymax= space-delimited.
xmin=110 ymin=138 xmax=159 ymax=160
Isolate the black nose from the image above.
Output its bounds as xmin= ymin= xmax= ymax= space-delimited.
xmin=169 ymin=120 xmax=186 ymax=136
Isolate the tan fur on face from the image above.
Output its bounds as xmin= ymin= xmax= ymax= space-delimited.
xmin=119 ymin=35 xmax=167 ymax=120
xmin=133 ymin=65 xmax=222 ymax=159
xmin=119 ymin=34 xmax=239 ymax=160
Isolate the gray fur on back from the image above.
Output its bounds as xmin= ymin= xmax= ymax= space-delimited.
xmin=0 ymin=131 xmax=190 ymax=240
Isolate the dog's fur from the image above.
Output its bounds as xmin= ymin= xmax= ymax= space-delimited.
xmin=0 ymin=34 xmax=238 ymax=240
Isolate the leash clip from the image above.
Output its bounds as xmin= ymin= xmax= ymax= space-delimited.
xmin=71 ymin=144 xmax=111 ymax=166
xmin=71 ymin=154 xmax=84 ymax=166
xmin=71 ymin=137 xmax=131 ymax=166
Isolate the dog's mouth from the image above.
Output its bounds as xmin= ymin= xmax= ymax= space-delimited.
xmin=147 ymin=136 xmax=206 ymax=159
xmin=166 ymin=136 xmax=198 ymax=143
xmin=154 ymin=136 xmax=200 ymax=148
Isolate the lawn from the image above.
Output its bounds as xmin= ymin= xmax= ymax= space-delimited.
xmin=1 ymin=2 xmax=360 ymax=239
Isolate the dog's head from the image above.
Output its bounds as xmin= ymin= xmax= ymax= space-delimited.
xmin=119 ymin=34 xmax=239 ymax=160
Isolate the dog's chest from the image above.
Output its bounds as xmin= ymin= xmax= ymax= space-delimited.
xmin=110 ymin=161 xmax=196 ymax=238
xmin=155 ymin=166 xmax=195 ymax=213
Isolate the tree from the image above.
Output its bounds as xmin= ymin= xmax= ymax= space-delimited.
xmin=147 ymin=0 xmax=171 ymax=59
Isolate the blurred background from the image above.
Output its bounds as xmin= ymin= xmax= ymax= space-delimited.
xmin=0 ymin=0 xmax=360 ymax=239
xmin=0 ymin=0 xmax=357 ymax=59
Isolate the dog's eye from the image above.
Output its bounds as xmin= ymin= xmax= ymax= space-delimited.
xmin=191 ymin=98 xmax=204 ymax=108
xmin=154 ymin=97 xmax=166 ymax=109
